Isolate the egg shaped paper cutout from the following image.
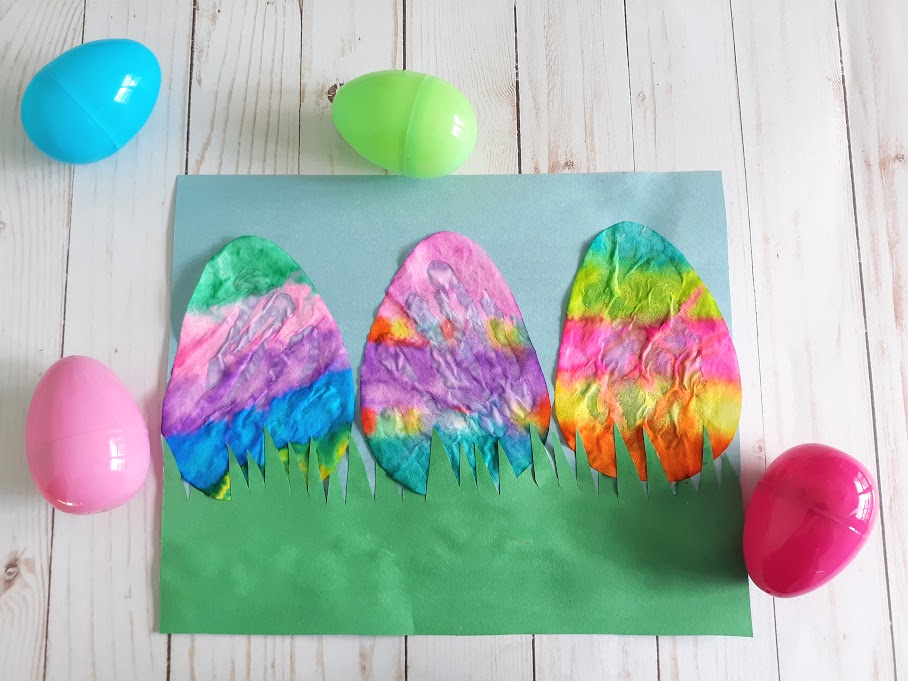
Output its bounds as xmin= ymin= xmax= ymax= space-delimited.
xmin=162 ymin=236 xmax=355 ymax=499
xmin=744 ymin=443 xmax=877 ymax=597
xmin=332 ymin=70 xmax=477 ymax=178
xmin=360 ymin=232 xmax=551 ymax=494
xmin=26 ymin=356 xmax=150 ymax=514
xmin=21 ymin=38 xmax=161 ymax=164
xmin=555 ymin=221 xmax=742 ymax=482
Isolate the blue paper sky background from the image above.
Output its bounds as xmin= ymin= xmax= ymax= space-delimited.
xmin=170 ymin=172 xmax=737 ymax=470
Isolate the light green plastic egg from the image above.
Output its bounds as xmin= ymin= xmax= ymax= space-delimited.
xmin=332 ymin=70 xmax=477 ymax=179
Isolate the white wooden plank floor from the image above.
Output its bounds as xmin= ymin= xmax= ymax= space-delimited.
xmin=0 ymin=0 xmax=904 ymax=679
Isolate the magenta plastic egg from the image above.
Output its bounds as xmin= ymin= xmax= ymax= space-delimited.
xmin=26 ymin=356 xmax=150 ymax=514
xmin=743 ymin=443 xmax=876 ymax=597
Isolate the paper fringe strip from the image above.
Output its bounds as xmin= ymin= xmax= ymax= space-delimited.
xmin=160 ymin=430 xmax=752 ymax=636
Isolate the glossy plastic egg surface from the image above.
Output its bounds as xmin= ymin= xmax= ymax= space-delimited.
xmin=332 ymin=70 xmax=477 ymax=178
xmin=20 ymin=38 xmax=161 ymax=164
xmin=26 ymin=356 xmax=150 ymax=514
xmin=743 ymin=443 xmax=876 ymax=597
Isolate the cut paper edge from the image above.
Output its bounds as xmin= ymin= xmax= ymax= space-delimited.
xmin=163 ymin=425 xmax=739 ymax=503
xmin=163 ymin=235 xmax=355 ymax=499
xmin=161 ymin=426 xmax=751 ymax=636
xmin=554 ymin=221 xmax=742 ymax=484
xmin=360 ymin=230 xmax=553 ymax=496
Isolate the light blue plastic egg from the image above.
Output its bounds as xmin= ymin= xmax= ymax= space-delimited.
xmin=20 ymin=39 xmax=161 ymax=164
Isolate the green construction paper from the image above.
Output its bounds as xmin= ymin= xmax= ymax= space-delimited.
xmin=160 ymin=430 xmax=752 ymax=636
xmin=163 ymin=173 xmax=751 ymax=636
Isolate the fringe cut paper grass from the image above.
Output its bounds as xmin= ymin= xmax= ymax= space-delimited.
xmin=160 ymin=428 xmax=752 ymax=636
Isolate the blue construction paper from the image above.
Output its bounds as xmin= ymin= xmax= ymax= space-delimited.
xmin=170 ymin=173 xmax=737 ymax=466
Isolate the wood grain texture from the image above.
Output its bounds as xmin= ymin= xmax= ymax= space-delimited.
xmin=404 ymin=0 xmax=531 ymax=677
xmin=515 ymin=0 xmax=633 ymax=174
xmin=299 ymin=0 xmax=402 ymax=174
xmin=188 ymin=0 xmax=302 ymax=174
xmin=408 ymin=637 xmax=532 ymax=681
xmin=406 ymin=0 xmax=518 ymax=174
xmin=0 ymin=2 xmax=83 ymax=680
xmin=170 ymin=636 xmax=404 ymax=681
xmin=838 ymin=0 xmax=907 ymax=676
xmin=731 ymin=1 xmax=895 ymax=680
xmin=534 ymin=636 xmax=654 ymax=681
xmin=170 ymin=1 xmax=406 ymax=679
xmin=1 ymin=0 xmax=906 ymax=679
xmin=40 ymin=2 xmax=191 ymax=680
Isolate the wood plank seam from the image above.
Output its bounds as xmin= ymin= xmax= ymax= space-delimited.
xmin=41 ymin=4 xmax=88 ymax=680
xmin=513 ymin=1 xmax=522 ymax=175
xmin=402 ymin=2 xmax=408 ymax=671
xmin=297 ymin=0 xmax=303 ymax=175
xmin=40 ymin=511 xmax=55 ymax=681
xmin=622 ymin=0 xmax=636 ymax=169
xmin=729 ymin=0 xmax=895 ymax=678
xmin=512 ymin=9 xmax=537 ymax=678
xmin=725 ymin=2 xmax=781 ymax=679
xmin=183 ymin=0 xmax=198 ymax=177
xmin=831 ymin=1 xmax=900 ymax=677
xmin=15 ymin=1 xmax=898 ymax=677
xmin=168 ymin=3 xmax=198 ymax=680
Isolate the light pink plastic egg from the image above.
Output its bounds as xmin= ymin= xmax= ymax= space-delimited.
xmin=26 ymin=355 xmax=150 ymax=514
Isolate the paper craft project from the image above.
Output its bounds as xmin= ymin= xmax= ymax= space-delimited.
xmin=161 ymin=236 xmax=354 ymax=497
xmin=555 ymin=222 xmax=742 ymax=481
xmin=360 ymin=232 xmax=551 ymax=493
xmin=161 ymin=173 xmax=753 ymax=637
xmin=161 ymin=428 xmax=751 ymax=636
